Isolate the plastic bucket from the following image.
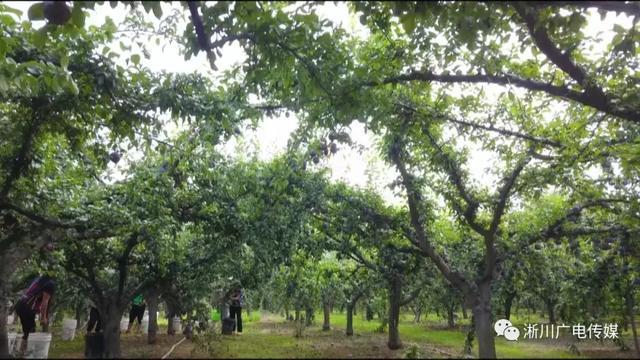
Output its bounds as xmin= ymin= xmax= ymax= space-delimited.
xmin=120 ymin=318 xmax=129 ymax=332
xmin=221 ymin=318 xmax=235 ymax=335
xmin=8 ymin=333 xmax=17 ymax=353
xmin=62 ymin=319 xmax=78 ymax=341
xmin=171 ymin=317 xmax=181 ymax=333
xmin=141 ymin=316 xmax=149 ymax=334
xmin=20 ymin=332 xmax=52 ymax=359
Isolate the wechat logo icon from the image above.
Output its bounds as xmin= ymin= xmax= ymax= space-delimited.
xmin=495 ymin=319 xmax=520 ymax=341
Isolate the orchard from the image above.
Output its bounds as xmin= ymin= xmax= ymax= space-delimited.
xmin=0 ymin=1 xmax=639 ymax=359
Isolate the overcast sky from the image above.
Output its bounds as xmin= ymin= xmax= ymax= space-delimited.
xmin=5 ymin=2 xmax=633 ymax=206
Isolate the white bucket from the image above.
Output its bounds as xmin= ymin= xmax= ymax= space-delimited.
xmin=8 ymin=333 xmax=17 ymax=353
xmin=7 ymin=314 xmax=14 ymax=325
xmin=120 ymin=318 xmax=129 ymax=332
xmin=171 ymin=317 xmax=181 ymax=333
xmin=141 ymin=315 xmax=149 ymax=334
xmin=61 ymin=318 xmax=78 ymax=341
xmin=19 ymin=332 xmax=52 ymax=359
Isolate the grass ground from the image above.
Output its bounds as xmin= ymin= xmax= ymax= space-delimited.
xmin=10 ymin=310 xmax=637 ymax=358
xmin=180 ymin=312 xmax=636 ymax=359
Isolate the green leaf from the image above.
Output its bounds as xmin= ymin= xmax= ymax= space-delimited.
xmin=60 ymin=53 xmax=69 ymax=69
xmin=0 ymin=3 xmax=22 ymax=16
xmin=71 ymin=6 xmax=85 ymax=27
xmin=0 ymin=38 xmax=6 ymax=59
xmin=32 ymin=27 xmax=47 ymax=48
xmin=401 ymin=14 xmax=416 ymax=34
xmin=0 ymin=14 xmax=16 ymax=26
xmin=67 ymin=79 xmax=79 ymax=95
xmin=27 ymin=2 xmax=44 ymax=21
xmin=0 ymin=75 xmax=9 ymax=94
xmin=131 ymin=54 xmax=140 ymax=65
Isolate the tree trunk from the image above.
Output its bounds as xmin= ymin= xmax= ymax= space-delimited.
xmin=352 ymin=303 xmax=357 ymax=316
xmin=626 ymin=290 xmax=640 ymax=357
xmin=166 ymin=303 xmax=176 ymax=336
xmin=462 ymin=304 xmax=468 ymax=320
xmin=623 ymin=312 xmax=630 ymax=332
xmin=413 ymin=307 xmax=422 ymax=323
xmin=305 ymin=307 xmax=313 ymax=327
xmin=464 ymin=315 xmax=475 ymax=356
xmin=504 ymin=292 xmax=515 ymax=320
xmin=147 ymin=288 xmax=159 ymax=344
xmin=100 ymin=302 xmax=123 ymax=358
xmin=322 ymin=302 xmax=331 ymax=331
xmin=346 ymin=303 xmax=354 ymax=336
xmin=366 ymin=303 xmax=374 ymax=321
xmin=0 ymin=296 xmax=9 ymax=358
xmin=387 ymin=276 xmax=402 ymax=350
xmin=447 ymin=303 xmax=456 ymax=328
xmin=0 ymin=250 xmax=28 ymax=358
xmin=471 ymin=282 xmax=497 ymax=359
xmin=167 ymin=312 xmax=175 ymax=335
xmin=545 ymin=300 xmax=556 ymax=324
xmin=75 ymin=302 xmax=86 ymax=328
xmin=295 ymin=309 xmax=300 ymax=321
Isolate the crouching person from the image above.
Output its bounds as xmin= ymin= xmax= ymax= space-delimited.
xmin=14 ymin=275 xmax=55 ymax=355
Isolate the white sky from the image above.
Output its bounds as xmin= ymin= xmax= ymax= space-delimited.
xmin=5 ymin=2 xmax=633 ymax=207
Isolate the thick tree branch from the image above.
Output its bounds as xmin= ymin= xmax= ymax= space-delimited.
xmin=513 ymin=3 xmax=590 ymax=86
xmin=0 ymin=103 xmax=46 ymax=199
xmin=397 ymin=103 xmax=563 ymax=148
xmin=389 ymin=142 xmax=471 ymax=295
xmin=368 ymin=71 xmax=639 ymax=123
xmin=400 ymin=281 xmax=427 ymax=307
xmin=419 ymin=127 xmax=487 ymax=236
xmin=347 ymin=250 xmax=378 ymax=272
xmin=519 ymin=199 xmax=629 ymax=248
xmin=71 ymin=245 xmax=105 ymax=305
xmin=210 ymin=33 xmax=256 ymax=49
xmin=529 ymin=1 xmax=640 ymax=18
xmin=481 ymin=152 xmax=532 ymax=281
xmin=117 ymin=232 xmax=139 ymax=298
xmin=0 ymin=202 xmax=91 ymax=230
xmin=187 ymin=1 xmax=211 ymax=53
xmin=552 ymin=225 xmax=636 ymax=237
xmin=490 ymin=153 xmax=532 ymax=235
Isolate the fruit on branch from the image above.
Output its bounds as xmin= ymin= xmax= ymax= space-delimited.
xmin=43 ymin=1 xmax=71 ymax=25
xmin=109 ymin=151 xmax=121 ymax=164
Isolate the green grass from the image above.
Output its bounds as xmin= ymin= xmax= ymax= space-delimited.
xmin=47 ymin=322 xmax=94 ymax=358
xmin=328 ymin=311 xmax=584 ymax=358
xmin=198 ymin=323 xmax=320 ymax=358
xmin=42 ymin=310 xmax=629 ymax=358
xmin=210 ymin=309 xmax=261 ymax=323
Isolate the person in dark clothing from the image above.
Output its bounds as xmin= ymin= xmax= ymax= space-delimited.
xmin=228 ymin=286 xmax=244 ymax=335
xmin=126 ymin=294 xmax=146 ymax=334
xmin=14 ymin=275 xmax=55 ymax=354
